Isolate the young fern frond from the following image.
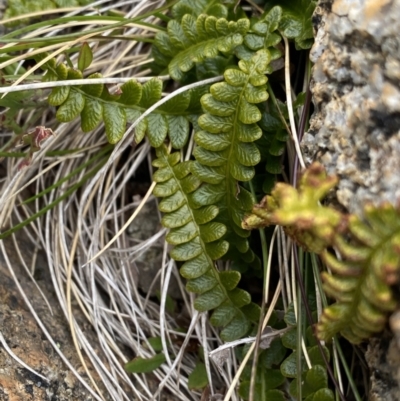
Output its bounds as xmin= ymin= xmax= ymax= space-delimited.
xmin=235 ymin=6 xmax=283 ymax=63
xmin=152 ymin=146 xmax=260 ymax=341
xmin=191 ymin=49 xmax=271 ymax=267
xmin=39 ymin=55 xmax=192 ymax=147
xmin=243 ymin=163 xmax=400 ymax=344
xmin=318 ymin=204 xmax=400 ymax=344
xmin=152 ymin=13 xmax=250 ymax=80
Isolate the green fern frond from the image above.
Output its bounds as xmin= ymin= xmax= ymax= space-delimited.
xmin=171 ymin=0 xmax=232 ymax=21
xmin=39 ymin=52 xmax=192 ymax=147
xmin=235 ymin=6 xmax=283 ymax=63
xmin=153 ymin=146 xmax=260 ymax=341
xmin=190 ymin=49 xmax=270 ymax=268
xmin=243 ymin=163 xmax=400 ymax=344
xmin=318 ymin=203 xmax=400 ymax=343
xmin=152 ymin=13 xmax=250 ymax=80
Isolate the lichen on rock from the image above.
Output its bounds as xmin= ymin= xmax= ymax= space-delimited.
xmin=303 ymin=0 xmax=400 ymax=215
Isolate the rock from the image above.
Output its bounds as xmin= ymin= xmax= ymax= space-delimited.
xmin=303 ymin=0 xmax=400 ymax=215
xmin=0 ymin=237 xmax=113 ymax=401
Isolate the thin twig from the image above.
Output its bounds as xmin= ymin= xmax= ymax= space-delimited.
xmin=0 ymin=76 xmax=170 ymax=94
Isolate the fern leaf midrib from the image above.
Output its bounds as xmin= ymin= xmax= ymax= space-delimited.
xmin=70 ymin=87 xmax=191 ymax=117
xmin=224 ymin=77 xmax=249 ymax=222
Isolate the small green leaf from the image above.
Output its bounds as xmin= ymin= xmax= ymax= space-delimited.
xmin=119 ymin=80 xmax=142 ymax=105
xmin=194 ymin=286 xmax=225 ymax=311
xmin=260 ymin=338 xmax=287 ymax=368
xmin=161 ymin=204 xmax=191 ymax=228
xmin=200 ymin=222 xmax=227 ymax=243
xmin=56 ymin=89 xmax=85 ymax=122
xmin=305 ymin=365 xmax=328 ymax=394
xmin=284 ymin=303 xmax=297 ymax=326
xmin=103 ymin=104 xmax=126 ymax=144
xmin=188 ymin=362 xmax=209 ymax=390
xmin=161 ymin=90 xmax=190 ymax=113
xmin=159 ymin=191 xmax=186 ymax=213
xmin=78 ymin=42 xmax=93 ymax=71
xmin=167 ymin=115 xmax=190 ymax=149
xmin=140 ymin=78 xmax=163 ymax=108
xmin=210 ymin=304 xmax=237 ymax=326
xmin=81 ymin=98 xmax=103 ymax=132
xmin=308 ymin=345 xmax=330 ymax=366
xmin=166 ymin=222 xmax=198 ymax=245
xmin=220 ymin=314 xmax=250 ymax=341
xmin=67 ymin=68 xmax=83 ymax=81
xmin=180 ymin=254 xmax=210 ymax=279
xmin=135 ymin=118 xmax=148 ymax=144
xmin=147 ymin=113 xmax=168 ymax=147
xmin=280 ymin=351 xmax=307 ymax=378
xmin=186 ymin=272 xmax=217 ymax=293
xmin=82 ymin=72 xmax=103 ymax=97
xmin=146 ymin=337 xmax=163 ymax=352
xmin=240 ymin=303 xmax=261 ymax=322
xmin=154 ymin=178 xmax=179 ymax=198
xmin=205 ymin=240 xmax=229 ymax=259
xmin=56 ymin=63 xmax=68 ymax=80
xmin=219 ymin=271 xmax=241 ymax=291
xmin=264 ymin=390 xmax=286 ymax=401
xmin=281 ymin=327 xmax=297 ymax=349
xmin=312 ymin=388 xmax=335 ymax=401
xmin=48 ymin=86 xmax=70 ymax=106
xmin=171 ymin=236 xmax=203 ymax=261
xmin=125 ymin=353 xmax=166 ymax=373
xmin=228 ymin=288 xmax=251 ymax=308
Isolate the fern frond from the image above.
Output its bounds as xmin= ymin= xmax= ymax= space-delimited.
xmin=242 ymin=163 xmax=343 ymax=254
xmin=235 ymin=6 xmax=283 ymax=64
xmin=39 ymin=53 xmax=192 ymax=147
xmin=153 ymin=13 xmax=250 ymax=80
xmin=171 ymin=0 xmax=231 ymax=21
xmin=318 ymin=203 xmax=400 ymax=343
xmin=243 ymin=164 xmax=400 ymax=343
xmin=190 ymin=49 xmax=271 ymax=269
xmin=153 ymin=146 xmax=260 ymax=341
